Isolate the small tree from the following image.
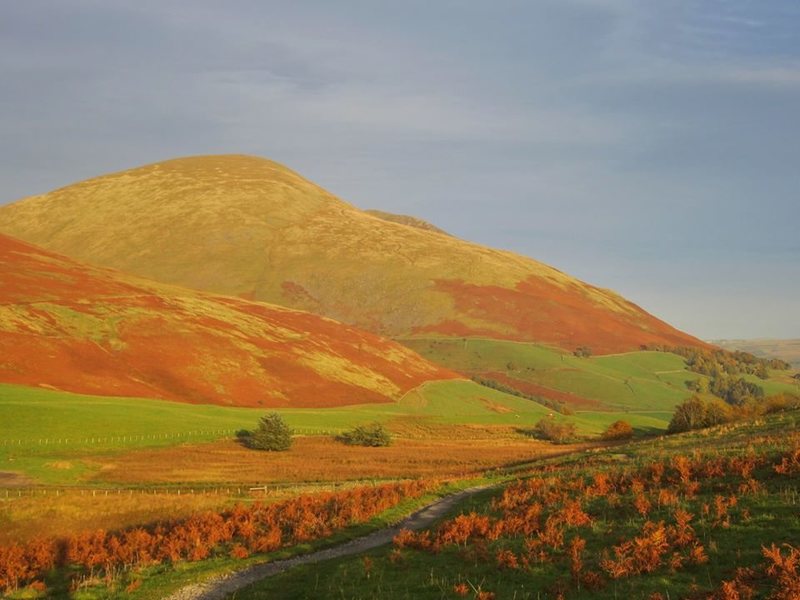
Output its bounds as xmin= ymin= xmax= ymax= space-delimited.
xmin=602 ymin=420 xmax=634 ymax=440
xmin=337 ymin=422 xmax=392 ymax=447
xmin=667 ymin=397 xmax=707 ymax=434
xmin=247 ymin=413 xmax=293 ymax=451
xmin=573 ymin=346 xmax=592 ymax=358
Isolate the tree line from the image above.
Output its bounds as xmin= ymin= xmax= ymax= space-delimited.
xmin=471 ymin=376 xmax=571 ymax=415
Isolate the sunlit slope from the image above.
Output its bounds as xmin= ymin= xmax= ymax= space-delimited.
xmin=0 ymin=155 xmax=706 ymax=353
xmin=402 ymin=338 xmax=696 ymax=413
xmin=0 ymin=234 xmax=455 ymax=408
xmin=364 ymin=209 xmax=452 ymax=236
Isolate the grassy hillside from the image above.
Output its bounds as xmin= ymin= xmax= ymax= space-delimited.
xmin=0 ymin=155 xmax=705 ymax=354
xmin=714 ymin=338 xmax=800 ymax=369
xmin=0 ymin=233 xmax=455 ymax=408
xmin=237 ymin=410 xmax=800 ymax=600
xmin=402 ymin=338 xmax=697 ymax=413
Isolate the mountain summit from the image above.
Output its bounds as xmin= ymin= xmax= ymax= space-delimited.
xmin=0 ymin=154 xmax=705 ymax=353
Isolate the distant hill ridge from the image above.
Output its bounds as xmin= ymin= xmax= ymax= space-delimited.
xmin=0 ymin=233 xmax=455 ymax=407
xmin=0 ymin=154 xmax=707 ymax=354
xmin=712 ymin=338 xmax=800 ymax=369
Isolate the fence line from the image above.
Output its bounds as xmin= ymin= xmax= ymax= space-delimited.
xmin=0 ymin=478 xmax=397 ymax=501
xmin=0 ymin=427 xmax=345 ymax=448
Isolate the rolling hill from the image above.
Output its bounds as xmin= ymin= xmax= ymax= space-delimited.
xmin=713 ymin=338 xmax=800 ymax=369
xmin=0 ymin=233 xmax=456 ymax=408
xmin=0 ymin=155 xmax=707 ymax=354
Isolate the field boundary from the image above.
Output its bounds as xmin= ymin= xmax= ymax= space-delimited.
xmin=0 ymin=427 xmax=346 ymax=449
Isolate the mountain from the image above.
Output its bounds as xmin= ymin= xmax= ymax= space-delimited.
xmin=0 ymin=154 xmax=706 ymax=354
xmin=0 ymin=233 xmax=455 ymax=407
xmin=712 ymin=339 xmax=800 ymax=369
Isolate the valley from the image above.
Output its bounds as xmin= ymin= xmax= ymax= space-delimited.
xmin=0 ymin=157 xmax=797 ymax=599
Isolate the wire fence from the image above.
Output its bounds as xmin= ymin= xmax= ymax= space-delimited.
xmin=0 ymin=478 xmax=403 ymax=502
xmin=0 ymin=427 xmax=345 ymax=448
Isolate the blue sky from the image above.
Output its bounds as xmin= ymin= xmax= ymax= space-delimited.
xmin=1 ymin=1 xmax=798 ymax=339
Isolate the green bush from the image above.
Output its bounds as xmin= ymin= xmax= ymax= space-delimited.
xmin=246 ymin=413 xmax=293 ymax=451
xmin=336 ymin=422 xmax=392 ymax=447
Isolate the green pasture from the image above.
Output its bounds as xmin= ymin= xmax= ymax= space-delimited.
xmin=9 ymin=343 xmax=791 ymax=486
xmin=742 ymin=372 xmax=799 ymax=396
xmin=0 ymin=380 xmax=554 ymax=445
xmin=0 ymin=381 xmax=556 ymax=484
xmin=403 ymin=338 xmax=704 ymax=411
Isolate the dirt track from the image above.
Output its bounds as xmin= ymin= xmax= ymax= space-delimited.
xmin=164 ymin=484 xmax=493 ymax=600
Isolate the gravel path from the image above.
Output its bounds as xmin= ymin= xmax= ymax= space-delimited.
xmin=164 ymin=484 xmax=493 ymax=600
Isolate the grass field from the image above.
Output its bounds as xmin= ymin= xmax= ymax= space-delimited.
xmin=0 ymin=400 xmax=800 ymax=600
xmin=401 ymin=339 xmax=697 ymax=411
xmin=0 ymin=380 xmax=570 ymax=486
xmin=0 ymin=491 xmax=237 ymax=545
xmin=0 ymin=380 xmax=556 ymax=444
xmin=7 ymin=409 xmax=791 ymax=599
xmin=84 ymin=437 xmax=589 ymax=487
xmin=402 ymin=338 xmax=798 ymax=419
xmin=1 ymin=438 xmax=597 ymax=546
xmin=0 ymin=373 xmax=689 ymax=490
xmin=235 ymin=411 xmax=800 ymax=599
xmin=0 ymin=377 xmax=600 ymax=561
xmin=1 ymin=478 xmax=461 ymax=599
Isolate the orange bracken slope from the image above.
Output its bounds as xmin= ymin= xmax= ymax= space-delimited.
xmin=0 ymin=155 xmax=708 ymax=354
xmin=0 ymin=234 xmax=456 ymax=407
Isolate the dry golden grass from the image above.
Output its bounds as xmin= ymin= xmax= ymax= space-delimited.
xmin=0 ymin=491 xmax=232 ymax=544
xmin=364 ymin=209 xmax=452 ymax=236
xmin=0 ymin=482 xmax=373 ymax=544
xmin=86 ymin=436 xmax=588 ymax=485
xmin=2 ymin=435 xmax=594 ymax=543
